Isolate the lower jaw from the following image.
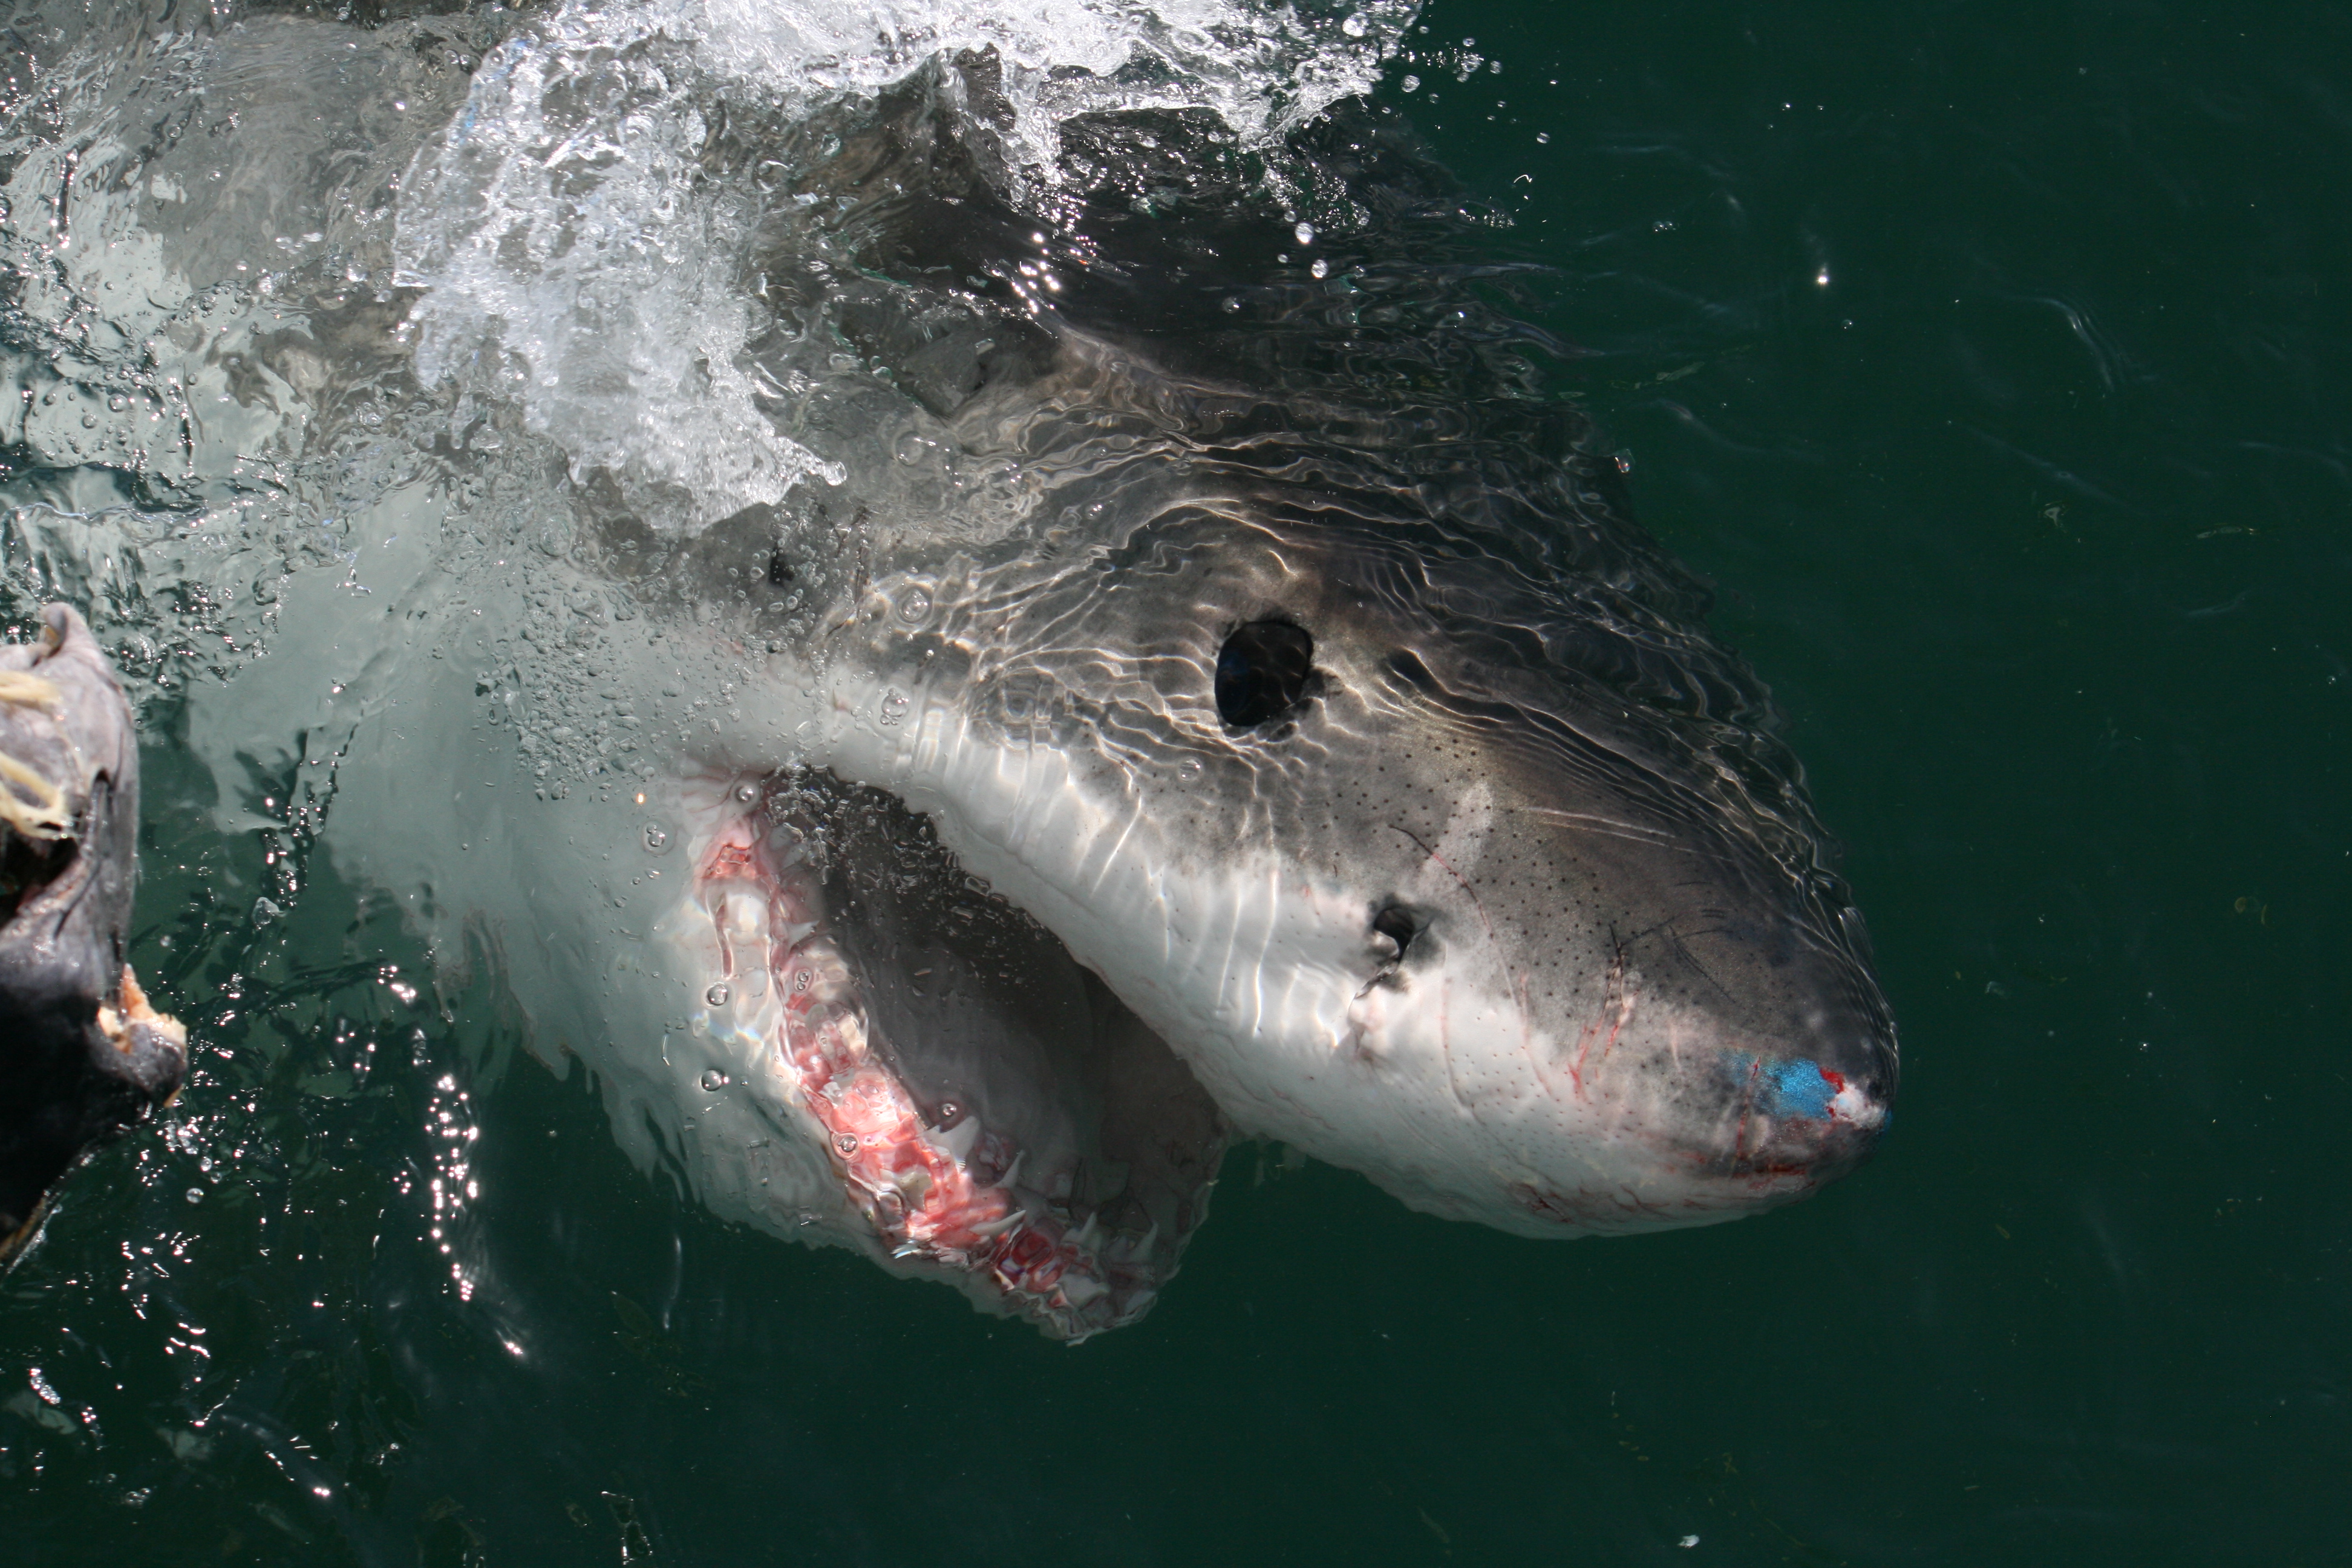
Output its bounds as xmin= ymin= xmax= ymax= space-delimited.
xmin=673 ymin=771 xmax=1214 ymax=1341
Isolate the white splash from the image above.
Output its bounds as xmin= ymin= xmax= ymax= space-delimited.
xmin=393 ymin=0 xmax=1417 ymax=529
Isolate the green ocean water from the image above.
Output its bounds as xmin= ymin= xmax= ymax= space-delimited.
xmin=4 ymin=2 xmax=2347 ymax=1563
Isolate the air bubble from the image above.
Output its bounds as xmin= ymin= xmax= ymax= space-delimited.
xmin=185 ymin=1188 xmax=203 ymax=1204
xmin=251 ymin=897 xmax=283 ymax=926
xmin=1293 ymin=221 xmax=1316 ymax=246
xmin=735 ymin=783 xmax=757 ymax=803
xmin=705 ymin=983 xmax=730 ymax=1007
xmin=643 ymin=823 xmax=671 ymax=854
xmin=1402 ymin=74 xmax=1421 ymax=92
xmin=1311 ymin=260 xmax=1330 ymax=279
xmin=834 ymin=1132 xmax=858 ymax=1157
xmin=897 ymin=589 xmax=932 ymax=624
xmin=701 ymin=1068 xmax=728 ymax=1090
xmin=1341 ymin=12 xmax=1368 ymax=37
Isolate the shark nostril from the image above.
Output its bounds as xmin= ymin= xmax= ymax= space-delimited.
xmin=1215 ymin=620 xmax=1315 ymax=728
xmin=1371 ymin=904 xmax=1419 ymax=961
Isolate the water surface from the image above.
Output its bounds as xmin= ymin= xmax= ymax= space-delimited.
xmin=2 ymin=2 xmax=2345 ymax=1563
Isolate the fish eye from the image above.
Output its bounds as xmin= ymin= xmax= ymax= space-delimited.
xmin=1371 ymin=904 xmax=1420 ymax=961
xmin=1215 ymin=620 xmax=1316 ymax=729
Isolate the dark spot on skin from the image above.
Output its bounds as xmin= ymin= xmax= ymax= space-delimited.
xmin=1372 ymin=904 xmax=1419 ymax=961
xmin=1215 ymin=620 xmax=1315 ymax=728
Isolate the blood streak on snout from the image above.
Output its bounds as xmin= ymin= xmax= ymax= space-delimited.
xmin=688 ymin=799 xmax=1125 ymax=1329
xmin=1733 ymin=1055 xmax=1762 ymax=1162
xmin=1564 ymin=943 xmax=1636 ymax=1101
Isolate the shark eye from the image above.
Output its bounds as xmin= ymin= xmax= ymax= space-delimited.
xmin=1215 ymin=620 xmax=1315 ymax=729
xmin=1371 ymin=904 xmax=1419 ymax=961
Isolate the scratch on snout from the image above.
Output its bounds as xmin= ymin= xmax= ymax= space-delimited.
xmin=1389 ymin=823 xmax=1493 ymax=947
xmin=1513 ymin=806 xmax=1693 ymax=852
xmin=1390 ymin=822 xmax=1535 ymax=1089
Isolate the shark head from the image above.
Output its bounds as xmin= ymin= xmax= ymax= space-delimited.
xmin=269 ymin=47 xmax=1900 ymax=1338
xmin=816 ymin=483 xmax=1896 ymax=1249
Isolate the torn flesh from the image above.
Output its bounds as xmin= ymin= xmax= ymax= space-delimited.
xmin=678 ymin=775 xmax=1215 ymax=1339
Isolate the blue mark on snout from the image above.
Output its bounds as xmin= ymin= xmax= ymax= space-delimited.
xmin=1759 ymin=1058 xmax=1837 ymax=1120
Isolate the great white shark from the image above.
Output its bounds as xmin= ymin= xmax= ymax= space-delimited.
xmin=311 ymin=58 xmax=1898 ymax=1339
xmin=2 ymin=8 xmax=1895 ymax=1337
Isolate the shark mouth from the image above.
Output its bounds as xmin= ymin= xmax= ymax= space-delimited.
xmin=678 ymin=771 xmax=1226 ymax=1340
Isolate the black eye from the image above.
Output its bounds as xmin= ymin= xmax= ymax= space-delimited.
xmin=1371 ymin=904 xmax=1419 ymax=961
xmin=1215 ymin=621 xmax=1316 ymax=729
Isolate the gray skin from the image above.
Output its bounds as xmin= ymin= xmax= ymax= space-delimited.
xmin=0 ymin=604 xmax=183 ymax=1260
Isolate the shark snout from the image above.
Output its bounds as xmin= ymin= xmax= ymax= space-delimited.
xmin=1645 ymin=942 xmax=1898 ymax=1207
xmin=1710 ymin=1035 xmax=1893 ymax=1180
xmin=1627 ymin=878 xmax=1898 ymax=1191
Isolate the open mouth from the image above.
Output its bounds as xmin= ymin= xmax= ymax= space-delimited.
xmin=678 ymin=771 xmax=1226 ymax=1341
